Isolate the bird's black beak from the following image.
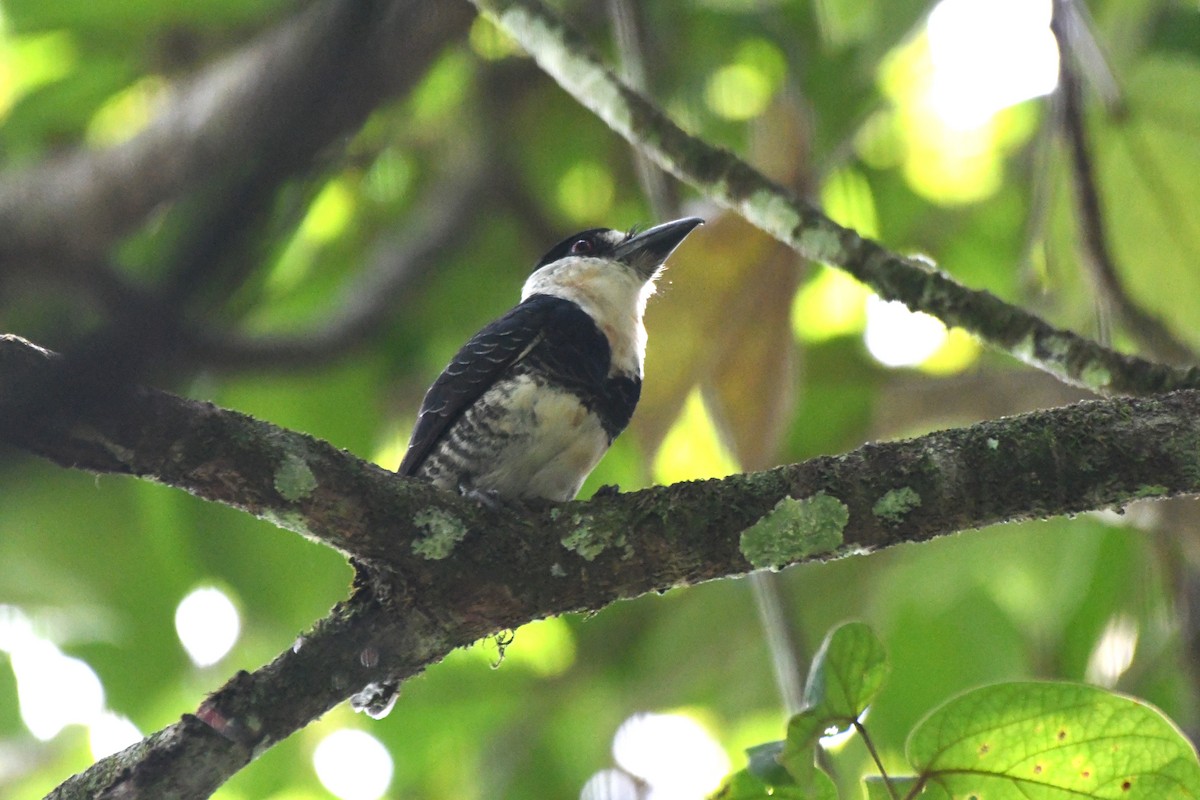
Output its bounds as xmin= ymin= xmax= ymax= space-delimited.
xmin=614 ymin=216 xmax=704 ymax=279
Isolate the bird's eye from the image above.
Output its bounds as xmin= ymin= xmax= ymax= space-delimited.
xmin=569 ymin=238 xmax=594 ymax=255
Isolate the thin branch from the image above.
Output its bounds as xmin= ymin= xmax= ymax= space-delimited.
xmin=1055 ymin=0 xmax=1123 ymax=115
xmin=1051 ymin=0 xmax=1194 ymax=365
xmin=469 ymin=0 xmax=1200 ymax=396
xmin=606 ymin=0 xmax=677 ymax=220
xmin=3 ymin=331 xmax=1200 ymax=795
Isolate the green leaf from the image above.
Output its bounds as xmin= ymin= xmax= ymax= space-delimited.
xmin=781 ymin=711 xmax=825 ymax=783
xmin=780 ymin=623 xmax=890 ymax=785
xmin=907 ymin=682 xmax=1200 ymax=798
xmin=746 ymin=741 xmax=795 ymax=786
xmin=801 ymin=767 xmax=839 ymax=800
xmin=803 ymin=620 xmax=890 ymax=728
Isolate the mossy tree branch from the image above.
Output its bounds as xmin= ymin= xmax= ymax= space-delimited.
xmin=4 ymin=332 xmax=1200 ymax=796
xmin=470 ymin=0 xmax=1200 ymax=395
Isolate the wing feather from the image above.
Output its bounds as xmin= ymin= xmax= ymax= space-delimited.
xmin=397 ymin=301 xmax=551 ymax=476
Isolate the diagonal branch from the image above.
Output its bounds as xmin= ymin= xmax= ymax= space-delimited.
xmin=469 ymin=0 xmax=1200 ymax=396
xmin=5 ymin=332 xmax=1200 ymax=796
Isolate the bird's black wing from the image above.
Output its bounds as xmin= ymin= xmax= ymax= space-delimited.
xmin=398 ymin=296 xmax=563 ymax=477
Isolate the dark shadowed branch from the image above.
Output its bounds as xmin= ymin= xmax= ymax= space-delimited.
xmin=0 ymin=0 xmax=472 ymax=268
xmin=0 ymin=1 xmax=475 ymax=455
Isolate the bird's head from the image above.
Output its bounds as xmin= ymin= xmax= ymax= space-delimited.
xmin=520 ymin=216 xmax=704 ymax=376
xmin=521 ymin=216 xmax=703 ymax=305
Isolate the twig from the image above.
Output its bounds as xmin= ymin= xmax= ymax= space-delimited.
xmin=855 ymin=720 xmax=898 ymax=800
xmin=606 ymin=0 xmax=677 ymax=220
xmin=1051 ymin=0 xmax=1194 ymax=365
xmin=469 ymin=0 xmax=1200 ymax=396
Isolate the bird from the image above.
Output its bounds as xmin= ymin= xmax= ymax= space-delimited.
xmin=352 ymin=217 xmax=703 ymax=719
xmin=397 ymin=216 xmax=703 ymax=504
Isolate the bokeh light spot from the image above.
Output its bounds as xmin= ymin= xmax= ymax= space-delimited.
xmin=1085 ymin=615 xmax=1138 ymax=688
xmin=927 ymin=0 xmax=1058 ymax=130
xmin=175 ymin=586 xmax=241 ymax=668
xmin=792 ymin=265 xmax=869 ymax=342
xmin=612 ymin=712 xmax=730 ymax=798
xmin=86 ymin=75 xmax=169 ymax=146
xmin=705 ymin=63 xmax=772 ymax=121
xmin=89 ymin=711 xmax=142 ymax=760
xmin=469 ymin=16 xmax=522 ymax=60
xmin=557 ymin=161 xmax=615 ymax=224
xmin=313 ymin=729 xmax=394 ymax=800
xmin=864 ymin=295 xmax=948 ymax=367
xmin=0 ymin=606 xmax=106 ymax=741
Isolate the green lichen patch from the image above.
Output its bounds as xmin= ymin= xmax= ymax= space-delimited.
xmin=411 ymin=508 xmax=469 ymax=560
xmin=560 ymin=516 xmax=626 ymax=562
xmin=796 ymin=221 xmax=841 ymax=264
xmin=873 ymin=487 xmax=922 ymax=525
xmin=273 ymin=452 xmax=317 ymax=502
xmin=1080 ymin=360 xmax=1113 ymax=391
xmin=739 ymin=493 xmax=848 ymax=571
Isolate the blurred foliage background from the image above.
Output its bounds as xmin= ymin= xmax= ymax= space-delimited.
xmin=2 ymin=0 xmax=1200 ymax=798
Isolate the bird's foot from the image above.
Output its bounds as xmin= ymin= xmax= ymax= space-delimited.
xmin=592 ymin=483 xmax=621 ymax=498
xmin=460 ymin=484 xmax=504 ymax=510
xmin=459 ymin=483 xmax=554 ymax=513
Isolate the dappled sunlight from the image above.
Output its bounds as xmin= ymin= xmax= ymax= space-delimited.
xmin=88 ymin=711 xmax=142 ymax=760
xmin=873 ymin=0 xmax=1057 ymax=203
xmin=371 ymin=422 xmax=411 ymax=471
xmin=927 ymin=0 xmax=1058 ymax=130
xmin=0 ymin=604 xmax=141 ymax=755
xmin=264 ymin=178 xmax=358 ymax=297
xmin=86 ymin=75 xmax=169 ymax=146
xmin=652 ymin=388 xmax=740 ymax=484
xmin=704 ymin=39 xmax=786 ymax=122
xmin=557 ymin=160 xmax=616 ymax=224
xmin=0 ymin=28 xmax=76 ymax=123
xmin=791 ymin=264 xmax=870 ymax=342
xmin=611 ymin=712 xmax=730 ymax=799
xmin=2 ymin=0 xmax=1194 ymax=797
xmin=1085 ymin=614 xmax=1139 ymax=688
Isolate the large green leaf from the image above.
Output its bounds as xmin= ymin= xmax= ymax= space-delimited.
xmin=908 ymin=682 xmax=1200 ymax=798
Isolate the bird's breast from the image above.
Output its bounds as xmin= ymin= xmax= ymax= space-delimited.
xmin=419 ymin=373 xmax=611 ymax=502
